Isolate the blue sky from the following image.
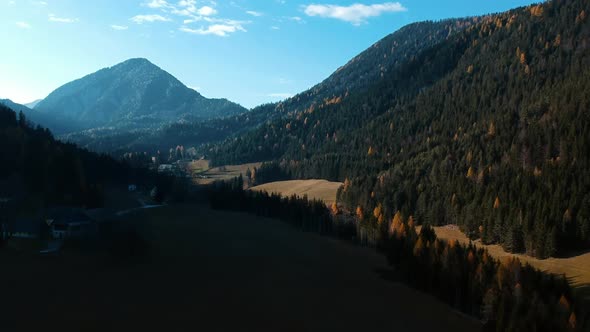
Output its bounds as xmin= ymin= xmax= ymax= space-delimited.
xmin=1 ymin=0 xmax=539 ymax=108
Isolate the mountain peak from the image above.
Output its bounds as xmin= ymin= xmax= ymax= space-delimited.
xmin=117 ymin=57 xmax=155 ymax=67
xmin=34 ymin=58 xmax=247 ymax=132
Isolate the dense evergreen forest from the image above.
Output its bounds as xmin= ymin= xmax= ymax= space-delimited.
xmin=208 ymin=0 xmax=590 ymax=259
xmin=209 ymin=180 xmax=584 ymax=331
xmin=0 ymin=104 xmax=162 ymax=208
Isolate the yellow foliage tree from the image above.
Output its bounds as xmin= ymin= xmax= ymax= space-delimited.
xmin=559 ymin=294 xmax=571 ymax=312
xmin=343 ymin=178 xmax=351 ymax=192
xmin=389 ymin=210 xmax=403 ymax=236
xmin=373 ymin=203 xmax=383 ymax=219
xmin=569 ymin=312 xmax=577 ymax=330
xmin=494 ymin=196 xmax=501 ymax=209
xmin=331 ymin=202 xmax=339 ymax=215
xmin=488 ymin=121 xmax=496 ymax=137
xmin=356 ymin=206 xmax=364 ymax=220
xmin=530 ymin=5 xmax=543 ymax=17
xmin=367 ymin=146 xmax=375 ymax=156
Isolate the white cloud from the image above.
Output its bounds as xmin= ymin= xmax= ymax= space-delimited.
xmin=145 ymin=0 xmax=171 ymax=8
xmin=268 ymin=93 xmax=293 ymax=99
xmin=271 ymin=26 xmax=280 ymax=30
xmin=130 ymin=14 xmax=171 ymax=24
xmin=198 ymin=6 xmax=217 ymax=16
xmin=180 ymin=23 xmax=246 ymax=37
xmin=16 ymin=21 xmax=31 ymax=29
xmin=111 ymin=24 xmax=128 ymax=30
xmin=32 ymin=1 xmax=48 ymax=5
xmin=48 ymin=14 xmax=79 ymax=23
xmin=303 ymin=2 xmax=406 ymax=25
xmin=142 ymin=0 xmax=247 ymax=37
xmin=246 ymin=10 xmax=263 ymax=17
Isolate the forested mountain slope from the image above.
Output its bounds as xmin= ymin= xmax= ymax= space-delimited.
xmin=210 ymin=0 xmax=590 ymax=258
xmin=0 ymin=104 xmax=155 ymax=208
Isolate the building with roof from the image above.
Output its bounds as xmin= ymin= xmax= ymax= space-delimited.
xmin=45 ymin=208 xmax=98 ymax=239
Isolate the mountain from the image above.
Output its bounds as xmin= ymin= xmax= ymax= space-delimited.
xmin=35 ymin=58 xmax=247 ymax=132
xmin=210 ymin=0 xmax=590 ymax=259
xmin=0 ymin=99 xmax=80 ymax=134
xmin=24 ymin=99 xmax=42 ymax=108
xmin=0 ymin=103 xmax=162 ymax=209
xmin=0 ymin=99 xmax=30 ymax=114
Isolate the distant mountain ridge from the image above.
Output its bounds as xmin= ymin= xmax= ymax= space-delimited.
xmin=24 ymin=99 xmax=42 ymax=108
xmin=35 ymin=58 xmax=247 ymax=132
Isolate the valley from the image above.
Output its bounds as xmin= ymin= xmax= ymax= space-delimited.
xmin=1 ymin=0 xmax=589 ymax=330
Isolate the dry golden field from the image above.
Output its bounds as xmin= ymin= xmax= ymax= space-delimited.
xmin=188 ymin=161 xmax=262 ymax=185
xmin=250 ymin=179 xmax=343 ymax=206
xmin=418 ymin=225 xmax=590 ymax=286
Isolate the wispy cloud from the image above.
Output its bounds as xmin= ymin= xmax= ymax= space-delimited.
xmin=142 ymin=0 xmax=248 ymax=37
xmin=145 ymin=0 xmax=171 ymax=9
xmin=48 ymin=14 xmax=79 ymax=23
xmin=179 ymin=23 xmax=246 ymax=37
xmin=32 ymin=1 xmax=48 ymax=6
xmin=246 ymin=10 xmax=263 ymax=17
xmin=130 ymin=14 xmax=171 ymax=24
xmin=111 ymin=24 xmax=128 ymax=30
xmin=16 ymin=21 xmax=31 ymax=29
xmin=303 ymin=2 xmax=406 ymax=25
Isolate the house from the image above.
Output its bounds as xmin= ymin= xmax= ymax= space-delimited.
xmin=158 ymin=164 xmax=174 ymax=174
xmin=45 ymin=208 xmax=97 ymax=240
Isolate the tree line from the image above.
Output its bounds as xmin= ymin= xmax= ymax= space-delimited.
xmin=208 ymin=179 xmax=585 ymax=331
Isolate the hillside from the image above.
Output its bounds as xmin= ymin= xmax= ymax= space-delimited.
xmin=35 ymin=58 xmax=247 ymax=133
xmin=210 ymin=0 xmax=590 ymax=258
xmin=0 ymin=103 xmax=162 ymax=209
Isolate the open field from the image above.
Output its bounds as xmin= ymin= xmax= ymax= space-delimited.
xmin=187 ymin=159 xmax=210 ymax=173
xmin=190 ymin=161 xmax=262 ymax=185
xmin=0 ymin=204 xmax=479 ymax=332
xmin=421 ymin=225 xmax=590 ymax=286
xmin=250 ymin=180 xmax=343 ymax=206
